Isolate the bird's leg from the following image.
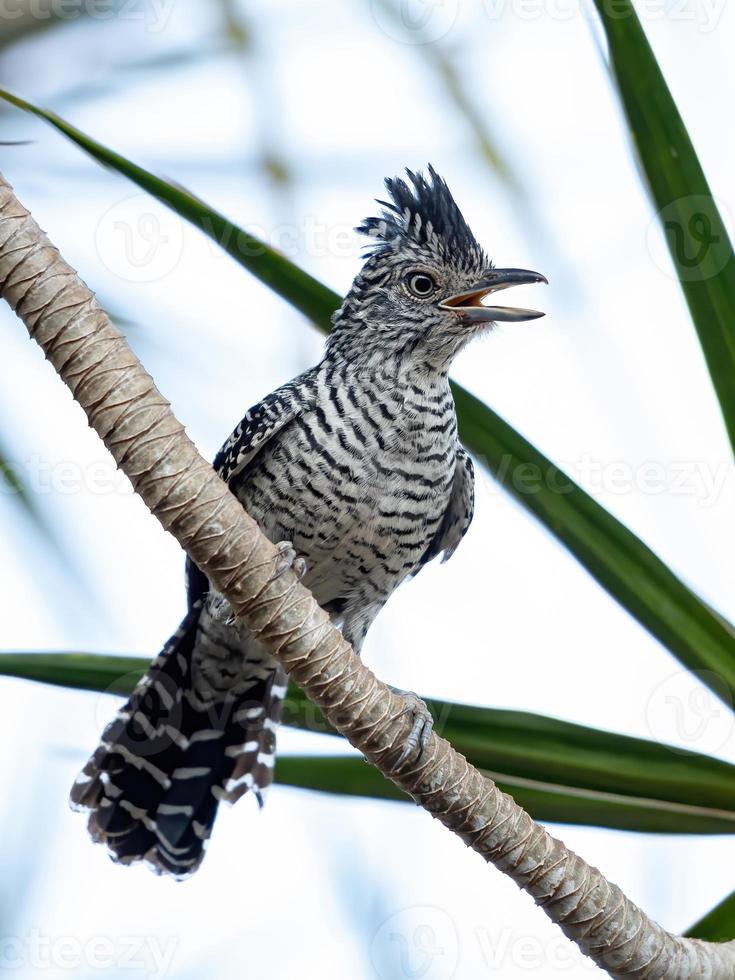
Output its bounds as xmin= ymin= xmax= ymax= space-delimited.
xmin=389 ymin=687 xmax=434 ymax=768
xmin=273 ymin=540 xmax=308 ymax=580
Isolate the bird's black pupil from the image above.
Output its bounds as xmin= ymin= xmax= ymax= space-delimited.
xmin=411 ymin=275 xmax=433 ymax=296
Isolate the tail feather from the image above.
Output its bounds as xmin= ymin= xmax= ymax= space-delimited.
xmin=71 ymin=605 xmax=286 ymax=878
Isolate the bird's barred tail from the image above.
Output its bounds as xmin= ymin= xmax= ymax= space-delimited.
xmin=70 ymin=604 xmax=287 ymax=878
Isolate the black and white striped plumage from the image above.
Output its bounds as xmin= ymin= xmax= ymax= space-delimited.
xmin=71 ymin=167 xmax=545 ymax=877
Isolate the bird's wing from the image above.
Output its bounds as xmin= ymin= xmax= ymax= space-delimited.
xmin=213 ymin=372 xmax=316 ymax=484
xmin=186 ymin=371 xmax=317 ymax=609
xmin=417 ymin=446 xmax=475 ymax=569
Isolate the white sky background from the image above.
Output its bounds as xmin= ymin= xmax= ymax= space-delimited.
xmin=0 ymin=0 xmax=734 ymax=977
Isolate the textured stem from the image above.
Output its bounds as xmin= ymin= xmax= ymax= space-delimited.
xmin=0 ymin=172 xmax=732 ymax=979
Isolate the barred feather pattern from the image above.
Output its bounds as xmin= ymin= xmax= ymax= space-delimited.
xmin=71 ymin=353 xmax=472 ymax=877
xmin=72 ymin=167 xmax=484 ymax=878
xmin=71 ymin=603 xmax=287 ymax=877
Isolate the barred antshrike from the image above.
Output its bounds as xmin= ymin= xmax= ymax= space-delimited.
xmin=71 ymin=166 xmax=546 ymax=877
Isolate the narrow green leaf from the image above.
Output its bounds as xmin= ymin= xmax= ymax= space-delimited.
xmin=0 ymin=90 xmax=336 ymax=329
xmin=686 ymin=890 xmax=735 ymax=942
xmin=285 ymin=678 xmax=735 ymax=828
xmin=453 ymin=385 xmax=735 ymax=699
xmin=274 ymin=756 xmax=735 ymax=835
xmin=592 ymin=0 xmax=735 ymax=455
xmin=2 ymin=90 xmax=733 ymax=705
xmin=0 ymin=652 xmax=146 ymax=694
xmin=4 ymin=652 xmax=735 ymax=835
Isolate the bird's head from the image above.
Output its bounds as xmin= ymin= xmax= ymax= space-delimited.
xmin=328 ymin=166 xmax=547 ymax=372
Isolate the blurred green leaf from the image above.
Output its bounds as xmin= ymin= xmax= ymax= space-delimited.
xmin=0 ymin=652 xmax=146 ymax=694
xmin=1 ymin=90 xmax=733 ymax=706
xmin=593 ymin=0 xmax=735 ymax=456
xmin=686 ymin=889 xmax=735 ymax=942
xmin=0 ymin=437 xmax=37 ymax=523
xmin=4 ymin=651 xmax=735 ymax=834
xmin=0 ymin=5 xmax=61 ymax=51
xmin=372 ymin=0 xmax=517 ymax=192
xmin=0 ymin=436 xmax=83 ymax=581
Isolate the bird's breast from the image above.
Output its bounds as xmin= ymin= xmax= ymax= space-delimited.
xmin=236 ymin=375 xmax=458 ymax=595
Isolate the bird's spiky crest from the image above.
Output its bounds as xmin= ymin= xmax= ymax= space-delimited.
xmin=356 ymin=165 xmax=486 ymax=268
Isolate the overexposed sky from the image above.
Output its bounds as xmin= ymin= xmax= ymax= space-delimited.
xmin=0 ymin=1 xmax=734 ymax=977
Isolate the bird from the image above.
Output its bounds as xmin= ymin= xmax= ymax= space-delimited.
xmin=70 ymin=166 xmax=546 ymax=878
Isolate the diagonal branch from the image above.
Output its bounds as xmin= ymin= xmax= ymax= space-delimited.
xmin=0 ymin=172 xmax=732 ymax=979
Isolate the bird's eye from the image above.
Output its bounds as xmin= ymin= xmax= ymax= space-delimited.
xmin=406 ymin=272 xmax=437 ymax=298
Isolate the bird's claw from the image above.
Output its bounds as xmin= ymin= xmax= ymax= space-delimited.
xmin=391 ymin=688 xmax=434 ymax=768
xmin=274 ymin=540 xmax=308 ymax=580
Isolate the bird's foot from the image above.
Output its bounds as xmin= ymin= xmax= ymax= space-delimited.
xmin=390 ymin=687 xmax=434 ymax=768
xmin=209 ymin=590 xmax=237 ymax=627
xmin=274 ymin=540 xmax=308 ymax=580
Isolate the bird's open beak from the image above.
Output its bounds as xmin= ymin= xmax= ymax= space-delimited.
xmin=440 ymin=268 xmax=548 ymax=323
